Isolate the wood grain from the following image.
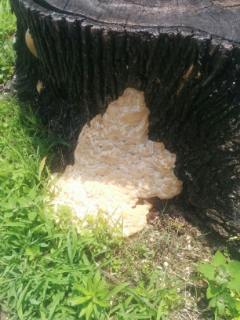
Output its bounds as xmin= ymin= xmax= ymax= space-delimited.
xmin=34 ymin=0 xmax=240 ymax=42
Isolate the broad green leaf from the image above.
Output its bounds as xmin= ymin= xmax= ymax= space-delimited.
xmin=28 ymin=212 xmax=37 ymax=221
xmin=28 ymin=189 xmax=36 ymax=200
xmin=92 ymin=297 xmax=110 ymax=307
xmin=227 ymin=278 xmax=240 ymax=290
xmin=209 ymin=297 xmax=217 ymax=308
xmin=221 ymin=292 xmax=233 ymax=302
xmin=73 ymin=283 xmax=91 ymax=296
xmin=23 ymin=186 xmax=30 ymax=193
xmin=226 ymin=261 xmax=240 ymax=278
xmin=216 ymin=276 xmax=228 ymax=285
xmin=4 ymin=212 xmax=13 ymax=218
xmin=82 ymin=252 xmax=91 ymax=266
xmin=96 ymin=289 xmax=109 ymax=297
xmin=68 ymin=296 xmax=92 ymax=305
xmin=59 ymin=306 xmax=76 ymax=314
xmin=79 ymin=305 xmax=88 ymax=318
xmin=217 ymin=301 xmax=225 ymax=314
xmin=228 ymin=296 xmax=240 ymax=310
xmin=86 ymin=301 xmax=94 ymax=320
xmin=213 ymin=251 xmax=226 ymax=266
xmin=1 ymin=201 xmax=15 ymax=210
xmin=87 ymin=273 xmax=93 ymax=293
xmin=93 ymin=270 xmax=101 ymax=290
xmin=207 ymin=285 xmax=220 ymax=299
xmin=29 ymin=298 xmax=40 ymax=305
xmin=25 ymin=245 xmax=40 ymax=260
xmin=39 ymin=243 xmax=48 ymax=247
xmin=40 ymin=309 xmax=47 ymax=320
xmin=17 ymin=197 xmax=28 ymax=208
xmin=34 ymin=195 xmax=44 ymax=203
xmin=199 ymin=264 xmax=215 ymax=280
xmin=25 ymin=245 xmax=40 ymax=256
xmin=218 ymin=264 xmax=226 ymax=276
xmin=96 ymin=277 xmax=110 ymax=291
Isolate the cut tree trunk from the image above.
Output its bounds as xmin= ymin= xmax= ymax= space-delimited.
xmin=10 ymin=0 xmax=240 ymax=238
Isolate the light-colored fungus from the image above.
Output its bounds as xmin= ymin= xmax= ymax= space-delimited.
xmin=53 ymin=88 xmax=182 ymax=236
xmin=25 ymin=29 xmax=38 ymax=57
xmin=37 ymin=81 xmax=43 ymax=93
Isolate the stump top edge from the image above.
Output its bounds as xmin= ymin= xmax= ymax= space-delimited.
xmin=29 ymin=0 xmax=240 ymax=42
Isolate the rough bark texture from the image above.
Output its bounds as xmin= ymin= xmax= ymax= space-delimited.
xmin=10 ymin=0 xmax=240 ymax=238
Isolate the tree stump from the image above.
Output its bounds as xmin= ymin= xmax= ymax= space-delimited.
xmin=10 ymin=0 xmax=240 ymax=238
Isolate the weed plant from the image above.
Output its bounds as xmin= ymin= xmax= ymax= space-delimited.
xmin=198 ymin=251 xmax=240 ymax=320
xmin=0 ymin=0 xmax=16 ymax=84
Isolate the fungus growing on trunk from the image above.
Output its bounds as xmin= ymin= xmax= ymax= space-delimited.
xmin=54 ymin=88 xmax=182 ymax=236
xmin=25 ymin=29 xmax=38 ymax=57
xmin=36 ymin=81 xmax=43 ymax=93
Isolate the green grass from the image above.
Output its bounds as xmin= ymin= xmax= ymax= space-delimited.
xmin=0 ymin=97 xmax=188 ymax=319
xmin=0 ymin=0 xmax=16 ymax=84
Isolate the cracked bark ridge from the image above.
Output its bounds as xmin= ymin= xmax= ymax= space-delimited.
xmin=10 ymin=0 xmax=240 ymax=238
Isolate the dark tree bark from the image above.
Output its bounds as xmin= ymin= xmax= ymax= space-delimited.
xmin=10 ymin=0 xmax=240 ymax=238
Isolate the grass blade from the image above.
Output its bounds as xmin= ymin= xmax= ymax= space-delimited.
xmin=104 ymin=282 xmax=129 ymax=300
xmin=17 ymin=281 xmax=31 ymax=320
xmin=48 ymin=294 xmax=61 ymax=320
xmin=67 ymin=231 xmax=73 ymax=265
xmin=39 ymin=156 xmax=47 ymax=180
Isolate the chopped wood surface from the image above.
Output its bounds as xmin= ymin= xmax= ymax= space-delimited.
xmin=33 ymin=0 xmax=240 ymax=42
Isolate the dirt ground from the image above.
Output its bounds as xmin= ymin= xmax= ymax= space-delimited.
xmin=0 ymin=311 xmax=7 ymax=320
